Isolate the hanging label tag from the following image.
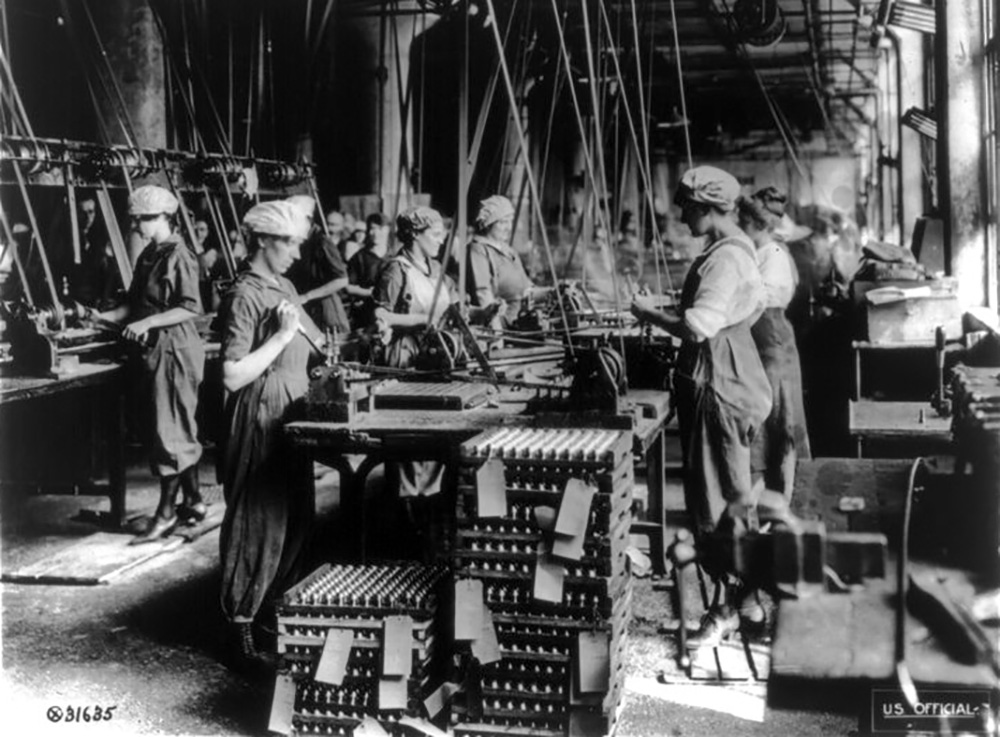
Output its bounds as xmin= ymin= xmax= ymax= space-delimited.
xmin=382 ymin=615 xmax=413 ymax=677
xmin=533 ymin=543 xmax=565 ymax=603
xmin=379 ymin=677 xmax=408 ymax=710
xmin=398 ymin=716 xmax=450 ymax=737
xmin=470 ymin=607 xmax=501 ymax=665
xmin=476 ymin=459 xmax=507 ymax=518
xmin=576 ymin=630 xmax=610 ymax=693
xmin=568 ymin=709 xmax=605 ymax=736
xmin=454 ymin=579 xmax=484 ymax=640
xmin=267 ymin=673 xmax=296 ymax=736
xmin=424 ymin=681 xmax=462 ymax=719
xmin=533 ymin=505 xmax=557 ymax=532
xmin=555 ymin=478 xmax=596 ymax=537
xmin=354 ymin=716 xmax=390 ymax=737
xmin=314 ymin=628 xmax=354 ymax=685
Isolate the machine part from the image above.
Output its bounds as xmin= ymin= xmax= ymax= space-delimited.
xmin=444 ymin=304 xmax=497 ymax=383
xmin=370 ymin=381 xmax=492 ymax=412
xmin=567 ymin=342 xmax=627 ymax=414
xmin=413 ymin=328 xmax=467 ymax=373
xmin=908 ymin=572 xmax=1000 ymax=676
xmin=895 ymin=458 xmax=924 ymax=709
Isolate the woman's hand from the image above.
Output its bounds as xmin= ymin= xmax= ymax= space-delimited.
xmin=630 ymin=295 xmax=657 ymax=322
xmin=275 ymin=300 xmax=301 ymax=340
xmin=122 ymin=319 xmax=151 ymax=343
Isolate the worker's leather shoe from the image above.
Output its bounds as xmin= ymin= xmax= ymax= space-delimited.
xmin=177 ymin=502 xmax=208 ymax=525
xmin=687 ymin=607 xmax=740 ymax=649
xmin=129 ymin=514 xmax=178 ymax=545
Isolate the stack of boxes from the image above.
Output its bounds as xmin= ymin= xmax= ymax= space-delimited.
xmin=450 ymin=427 xmax=635 ymax=737
xmin=270 ymin=563 xmax=448 ymax=736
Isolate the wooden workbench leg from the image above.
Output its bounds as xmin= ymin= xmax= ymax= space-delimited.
xmin=106 ymin=382 xmax=127 ymax=528
xmin=646 ymin=431 xmax=668 ymax=575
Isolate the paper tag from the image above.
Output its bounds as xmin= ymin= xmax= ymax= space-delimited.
xmin=354 ymin=716 xmax=390 ymax=737
xmin=576 ymin=631 xmax=610 ymax=693
xmin=470 ymin=607 xmax=501 ymax=665
xmin=555 ymin=478 xmax=596 ymax=537
xmin=423 ymin=681 xmax=462 ymax=718
xmin=534 ymin=505 xmax=557 ymax=532
xmin=267 ymin=673 xmax=296 ymax=736
xmin=533 ymin=544 xmax=565 ymax=603
xmin=382 ymin=615 xmax=413 ymax=677
xmin=568 ymin=709 xmax=605 ymax=736
xmin=552 ymin=529 xmax=586 ymax=561
xmin=314 ymin=628 xmax=354 ymax=685
xmin=379 ymin=677 xmax=408 ymax=710
xmin=454 ymin=579 xmax=484 ymax=640
xmin=398 ymin=716 xmax=450 ymax=737
xmin=476 ymin=459 xmax=507 ymax=518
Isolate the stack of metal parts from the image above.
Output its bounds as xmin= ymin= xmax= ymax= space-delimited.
xmin=949 ymin=366 xmax=1000 ymax=576
xmin=275 ymin=563 xmax=449 ymax=736
xmin=452 ymin=427 xmax=634 ymax=737
xmin=370 ymin=381 xmax=493 ymax=411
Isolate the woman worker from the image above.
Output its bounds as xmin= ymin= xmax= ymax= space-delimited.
xmin=737 ymin=188 xmax=811 ymax=496
xmin=216 ymin=200 xmax=322 ymax=668
xmin=630 ymin=166 xmax=772 ymax=646
xmin=96 ymin=185 xmax=205 ymax=544
xmin=371 ymin=206 xmax=457 ymax=560
xmin=285 ymin=194 xmax=351 ymax=338
xmin=466 ymin=195 xmax=547 ymax=327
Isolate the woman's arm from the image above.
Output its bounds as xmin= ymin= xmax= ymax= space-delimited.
xmin=631 ymin=296 xmax=696 ymax=341
xmin=95 ymin=304 xmax=130 ymax=323
xmin=374 ymin=306 xmax=428 ymax=329
xmin=222 ymin=300 xmax=300 ymax=392
xmin=299 ymin=277 xmax=350 ymax=304
xmin=122 ymin=307 xmax=199 ymax=342
xmin=342 ymin=283 xmax=373 ymax=298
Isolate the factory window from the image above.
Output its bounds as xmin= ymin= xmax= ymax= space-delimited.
xmin=985 ymin=0 xmax=999 ymax=308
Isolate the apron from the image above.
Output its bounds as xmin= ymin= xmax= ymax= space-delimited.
xmin=750 ymin=304 xmax=812 ymax=492
xmin=381 ymin=252 xmax=452 ymax=498
xmin=674 ymin=236 xmax=772 ymax=564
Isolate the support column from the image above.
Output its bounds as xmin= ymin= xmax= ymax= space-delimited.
xmin=896 ymin=30 xmax=925 ymax=248
xmin=937 ymin=0 xmax=987 ymax=306
xmin=340 ymin=4 xmax=428 ymax=216
xmin=94 ymin=0 xmax=166 ymax=148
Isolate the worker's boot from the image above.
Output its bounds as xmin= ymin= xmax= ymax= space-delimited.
xmin=177 ymin=464 xmax=207 ymax=525
xmin=687 ymin=583 xmax=740 ymax=649
xmin=130 ymin=475 xmax=180 ymax=545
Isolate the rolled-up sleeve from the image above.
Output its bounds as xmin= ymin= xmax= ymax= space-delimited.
xmin=684 ymin=244 xmax=763 ymax=340
xmin=466 ymin=243 xmax=495 ymax=307
xmin=373 ymin=261 xmax=406 ymax=313
xmin=220 ymin=292 xmax=257 ymax=362
xmin=756 ymin=243 xmax=796 ymax=309
xmin=169 ymin=247 xmax=204 ymax=314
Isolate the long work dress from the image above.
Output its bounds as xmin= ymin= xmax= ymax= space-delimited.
xmin=674 ymin=236 xmax=772 ymax=577
xmin=750 ymin=241 xmax=811 ymax=493
xmin=129 ymin=235 xmax=204 ymax=477
xmin=466 ymin=235 xmax=533 ymax=326
xmin=374 ymin=251 xmax=452 ymax=497
xmin=217 ymin=269 xmax=320 ymax=623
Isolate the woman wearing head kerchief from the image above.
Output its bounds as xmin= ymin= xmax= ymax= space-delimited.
xmin=737 ymin=188 xmax=810 ymax=496
xmin=285 ymin=195 xmax=351 ymax=337
xmin=95 ymin=185 xmax=206 ymax=544
xmin=466 ymin=195 xmax=540 ymax=326
xmin=630 ymin=166 xmax=772 ymax=647
xmin=215 ymin=199 xmax=323 ymax=670
xmin=371 ymin=206 xmax=455 ymax=558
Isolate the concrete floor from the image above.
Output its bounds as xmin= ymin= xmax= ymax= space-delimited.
xmin=1 ymin=454 xmax=861 ymax=737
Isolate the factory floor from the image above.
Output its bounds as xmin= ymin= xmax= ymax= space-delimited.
xmin=2 ymin=453 xmax=859 ymax=737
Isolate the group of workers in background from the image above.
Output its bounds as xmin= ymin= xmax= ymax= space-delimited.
xmin=54 ymin=162 xmax=809 ymax=670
